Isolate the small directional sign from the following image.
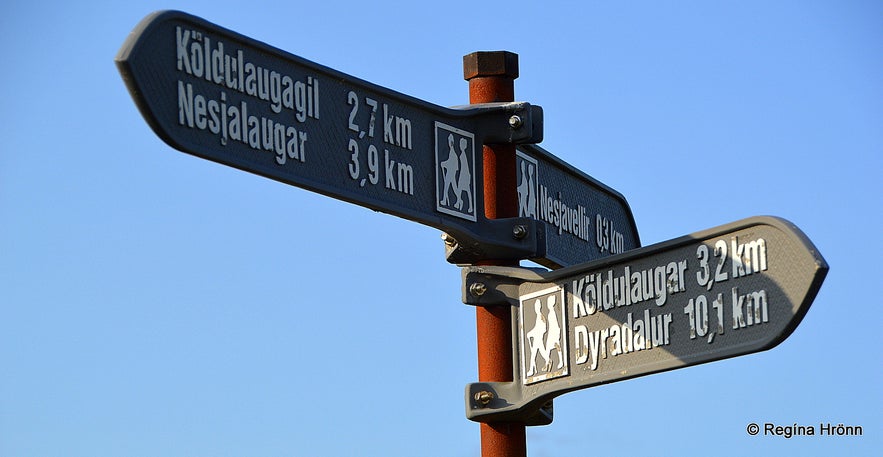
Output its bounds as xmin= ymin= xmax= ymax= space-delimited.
xmin=515 ymin=144 xmax=639 ymax=268
xmin=462 ymin=216 xmax=827 ymax=423
xmin=116 ymin=10 xmax=544 ymax=263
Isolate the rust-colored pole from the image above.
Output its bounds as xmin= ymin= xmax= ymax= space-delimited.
xmin=464 ymin=51 xmax=526 ymax=457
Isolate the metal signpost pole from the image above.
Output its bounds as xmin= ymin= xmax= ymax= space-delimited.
xmin=464 ymin=51 xmax=527 ymax=457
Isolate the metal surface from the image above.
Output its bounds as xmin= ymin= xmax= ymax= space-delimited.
xmin=462 ymin=216 xmax=827 ymax=423
xmin=116 ymin=11 xmax=543 ymax=264
xmin=514 ymin=144 xmax=640 ymax=268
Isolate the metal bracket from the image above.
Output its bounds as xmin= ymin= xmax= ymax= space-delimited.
xmin=439 ymin=102 xmax=542 ymax=265
xmin=443 ymin=217 xmax=546 ymax=266
xmin=466 ymin=382 xmax=554 ymax=426
xmin=461 ymin=265 xmax=544 ymax=307
xmin=462 ymin=264 xmax=551 ymax=287
xmin=460 ymin=265 xmax=560 ymax=424
xmin=460 ymin=265 xmax=556 ymax=425
xmin=451 ymin=102 xmax=544 ymax=144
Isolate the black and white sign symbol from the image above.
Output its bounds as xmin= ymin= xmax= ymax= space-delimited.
xmin=516 ymin=151 xmax=538 ymax=219
xmin=519 ymin=285 xmax=568 ymax=385
xmin=435 ymin=122 xmax=476 ymax=222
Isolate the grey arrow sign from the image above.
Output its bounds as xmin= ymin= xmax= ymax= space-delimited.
xmin=462 ymin=216 xmax=827 ymax=424
xmin=116 ymin=10 xmax=545 ymax=263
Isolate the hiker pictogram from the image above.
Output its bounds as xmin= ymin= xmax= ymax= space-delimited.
xmin=520 ymin=286 xmax=568 ymax=384
xmin=435 ymin=122 xmax=476 ymax=221
xmin=516 ymin=152 xmax=538 ymax=219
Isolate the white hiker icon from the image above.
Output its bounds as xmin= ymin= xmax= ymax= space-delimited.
xmin=438 ymin=133 xmax=473 ymax=213
xmin=517 ymin=159 xmax=536 ymax=218
xmin=525 ymin=294 xmax=564 ymax=377
xmin=525 ymin=299 xmax=547 ymax=377
xmin=439 ymin=134 xmax=459 ymax=206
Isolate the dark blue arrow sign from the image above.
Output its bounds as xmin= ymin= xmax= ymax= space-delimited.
xmin=116 ymin=10 xmax=545 ymax=263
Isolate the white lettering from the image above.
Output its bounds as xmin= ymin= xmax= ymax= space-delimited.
xmin=174 ymin=26 xmax=319 ymax=123
xmin=575 ymin=310 xmax=671 ymax=371
xmin=176 ymin=81 xmax=308 ymax=164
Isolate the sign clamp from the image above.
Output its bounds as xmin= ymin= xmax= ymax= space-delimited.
xmin=461 ymin=265 xmax=554 ymax=425
xmin=443 ymin=216 xmax=545 ymax=266
xmin=449 ymin=102 xmax=544 ymax=145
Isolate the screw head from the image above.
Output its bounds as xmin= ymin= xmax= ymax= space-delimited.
xmin=441 ymin=232 xmax=458 ymax=247
xmin=508 ymin=115 xmax=523 ymax=130
xmin=512 ymin=224 xmax=528 ymax=239
xmin=469 ymin=282 xmax=487 ymax=297
xmin=474 ymin=390 xmax=495 ymax=407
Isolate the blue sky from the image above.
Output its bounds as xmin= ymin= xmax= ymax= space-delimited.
xmin=1 ymin=1 xmax=880 ymax=456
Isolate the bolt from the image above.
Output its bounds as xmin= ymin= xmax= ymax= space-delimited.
xmin=469 ymin=282 xmax=487 ymax=297
xmin=463 ymin=51 xmax=519 ymax=81
xmin=441 ymin=232 xmax=458 ymax=248
xmin=474 ymin=390 xmax=495 ymax=407
xmin=508 ymin=115 xmax=523 ymax=130
xmin=512 ymin=224 xmax=528 ymax=239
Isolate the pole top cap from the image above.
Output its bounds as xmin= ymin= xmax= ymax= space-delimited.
xmin=463 ymin=51 xmax=519 ymax=80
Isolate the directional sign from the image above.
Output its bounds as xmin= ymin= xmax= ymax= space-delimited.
xmin=462 ymin=216 xmax=827 ymax=423
xmin=116 ymin=10 xmax=544 ymax=263
xmin=514 ymin=144 xmax=640 ymax=268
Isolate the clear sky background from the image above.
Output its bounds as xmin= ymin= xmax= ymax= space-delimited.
xmin=2 ymin=1 xmax=880 ymax=456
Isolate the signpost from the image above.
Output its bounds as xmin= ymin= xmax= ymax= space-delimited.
xmin=117 ymin=10 xmax=828 ymax=457
xmin=116 ymin=10 xmax=546 ymax=264
xmin=462 ymin=216 xmax=827 ymax=423
xmin=514 ymin=144 xmax=639 ymax=268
